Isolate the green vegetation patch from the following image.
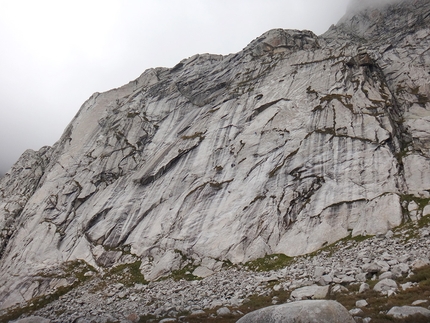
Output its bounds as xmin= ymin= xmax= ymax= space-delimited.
xmin=169 ymin=264 xmax=201 ymax=282
xmin=418 ymin=212 xmax=430 ymax=227
xmin=245 ymin=254 xmax=294 ymax=272
xmin=105 ymin=261 xmax=147 ymax=287
xmin=158 ymin=250 xmax=201 ymax=282
xmin=0 ymin=285 xmax=77 ymax=323
xmin=401 ymin=195 xmax=430 ymax=210
xmin=408 ymin=265 xmax=430 ymax=285
xmin=307 ymin=233 xmax=372 ymax=258
xmin=62 ymin=259 xmax=97 ymax=282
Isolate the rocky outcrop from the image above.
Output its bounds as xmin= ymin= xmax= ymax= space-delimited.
xmin=0 ymin=148 xmax=52 ymax=250
xmin=0 ymin=0 xmax=430 ymax=311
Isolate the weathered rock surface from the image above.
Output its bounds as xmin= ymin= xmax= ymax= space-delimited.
xmin=216 ymin=307 xmax=231 ymax=316
xmin=387 ymin=305 xmax=430 ymax=319
xmin=236 ymin=300 xmax=355 ymax=323
xmin=11 ymin=316 xmax=51 ymax=323
xmin=0 ymin=0 xmax=430 ymax=312
xmin=356 ymin=299 xmax=368 ymax=308
xmin=290 ymin=284 xmax=329 ymax=300
xmin=373 ymin=278 xmax=398 ymax=294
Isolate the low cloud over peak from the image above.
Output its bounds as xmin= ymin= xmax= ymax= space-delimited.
xmin=347 ymin=0 xmax=404 ymax=12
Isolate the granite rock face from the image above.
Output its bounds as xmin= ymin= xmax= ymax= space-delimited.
xmin=0 ymin=0 xmax=430 ymax=310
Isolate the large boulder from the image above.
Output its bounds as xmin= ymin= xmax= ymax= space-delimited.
xmin=11 ymin=316 xmax=51 ymax=323
xmin=387 ymin=306 xmax=430 ymax=319
xmin=373 ymin=278 xmax=398 ymax=293
xmin=236 ymin=300 xmax=355 ymax=323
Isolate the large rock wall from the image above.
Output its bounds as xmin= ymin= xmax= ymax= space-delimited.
xmin=0 ymin=0 xmax=429 ymax=310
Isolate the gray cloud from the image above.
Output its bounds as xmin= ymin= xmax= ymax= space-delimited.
xmin=0 ymin=0 xmax=349 ymax=176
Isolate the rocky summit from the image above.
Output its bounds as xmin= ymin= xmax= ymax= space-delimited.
xmin=1 ymin=0 xmax=430 ymax=321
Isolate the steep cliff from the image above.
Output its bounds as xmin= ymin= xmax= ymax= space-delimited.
xmin=0 ymin=0 xmax=429 ymax=310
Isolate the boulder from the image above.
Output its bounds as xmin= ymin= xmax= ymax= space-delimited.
xmin=192 ymin=266 xmax=214 ymax=278
xmin=401 ymin=282 xmax=414 ymax=291
xmin=331 ymin=284 xmax=348 ymax=294
xmin=236 ymin=300 xmax=355 ymax=323
xmin=314 ymin=266 xmax=325 ymax=279
xmin=355 ymin=273 xmax=367 ymax=282
xmin=387 ymin=306 xmax=430 ymax=319
xmin=349 ymin=308 xmax=364 ymax=316
xmin=356 ymin=299 xmax=368 ymax=307
xmin=216 ymin=307 xmax=231 ymax=316
xmin=362 ymin=263 xmax=382 ymax=275
xmin=412 ymin=259 xmax=430 ymax=270
xmin=379 ymin=271 xmax=393 ymax=280
xmin=391 ymin=263 xmax=409 ymax=278
xmin=144 ymin=250 xmax=183 ymax=280
xmin=126 ymin=313 xmax=139 ymax=322
xmin=201 ymin=257 xmax=223 ymax=271
xmin=359 ymin=283 xmax=370 ymax=293
xmin=385 ymin=230 xmax=394 ymax=239
xmin=318 ymin=274 xmax=333 ymax=286
xmin=190 ymin=309 xmax=205 ymax=316
xmin=159 ymin=319 xmax=177 ymax=323
xmin=11 ymin=317 xmax=51 ymax=323
xmin=373 ymin=278 xmax=398 ymax=293
xmin=290 ymin=284 xmax=330 ymax=300
xmin=341 ymin=275 xmax=356 ymax=284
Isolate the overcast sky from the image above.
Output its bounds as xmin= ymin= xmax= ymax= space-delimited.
xmin=0 ymin=0 xmax=350 ymax=176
